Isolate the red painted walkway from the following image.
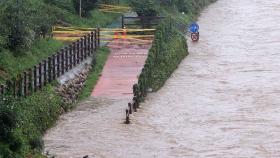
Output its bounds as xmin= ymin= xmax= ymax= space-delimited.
xmin=91 ymin=40 xmax=151 ymax=98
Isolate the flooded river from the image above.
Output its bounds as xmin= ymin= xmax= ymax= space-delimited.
xmin=44 ymin=0 xmax=280 ymax=157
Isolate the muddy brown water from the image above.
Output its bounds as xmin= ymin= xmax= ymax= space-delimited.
xmin=44 ymin=0 xmax=280 ymax=157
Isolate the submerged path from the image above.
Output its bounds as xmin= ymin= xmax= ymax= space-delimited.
xmin=44 ymin=0 xmax=280 ymax=157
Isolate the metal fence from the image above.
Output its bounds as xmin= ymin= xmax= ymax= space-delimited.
xmin=122 ymin=16 xmax=165 ymax=28
xmin=0 ymin=30 xmax=100 ymax=97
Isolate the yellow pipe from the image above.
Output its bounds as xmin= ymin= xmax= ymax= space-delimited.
xmin=100 ymin=35 xmax=154 ymax=38
xmin=99 ymin=10 xmax=126 ymax=14
xmin=99 ymin=4 xmax=131 ymax=9
xmin=53 ymin=31 xmax=91 ymax=34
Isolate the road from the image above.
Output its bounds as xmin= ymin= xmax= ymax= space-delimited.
xmin=44 ymin=0 xmax=280 ymax=157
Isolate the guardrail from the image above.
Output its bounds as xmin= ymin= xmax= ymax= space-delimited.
xmin=0 ymin=30 xmax=100 ymax=97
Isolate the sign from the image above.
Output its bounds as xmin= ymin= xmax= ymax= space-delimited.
xmin=189 ymin=22 xmax=199 ymax=33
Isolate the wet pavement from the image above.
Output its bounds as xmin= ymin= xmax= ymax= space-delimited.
xmin=91 ymin=40 xmax=150 ymax=98
xmin=44 ymin=0 xmax=280 ymax=157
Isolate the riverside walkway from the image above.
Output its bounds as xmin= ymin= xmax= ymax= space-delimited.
xmin=91 ymin=40 xmax=150 ymax=98
xmin=44 ymin=0 xmax=280 ymax=157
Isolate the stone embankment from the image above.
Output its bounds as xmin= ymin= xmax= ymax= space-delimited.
xmin=56 ymin=64 xmax=91 ymax=105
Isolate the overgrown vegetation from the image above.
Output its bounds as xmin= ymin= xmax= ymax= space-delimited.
xmin=0 ymin=85 xmax=63 ymax=158
xmin=137 ymin=17 xmax=188 ymax=96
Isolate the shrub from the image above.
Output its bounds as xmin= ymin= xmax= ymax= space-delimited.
xmin=130 ymin=0 xmax=158 ymax=16
xmin=0 ymin=85 xmax=63 ymax=157
xmin=137 ymin=17 xmax=188 ymax=97
xmin=29 ymin=136 xmax=44 ymax=152
xmin=0 ymin=96 xmax=17 ymax=143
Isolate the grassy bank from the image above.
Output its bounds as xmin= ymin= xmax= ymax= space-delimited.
xmin=79 ymin=47 xmax=110 ymax=100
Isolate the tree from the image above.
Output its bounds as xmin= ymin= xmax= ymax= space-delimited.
xmin=130 ymin=0 xmax=158 ymax=17
xmin=0 ymin=0 xmax=55 ymax=53
xmin=2 ymin=0 xmax=35 ymax=53
xmin=72 ymin=0 xmax=98 ymax=17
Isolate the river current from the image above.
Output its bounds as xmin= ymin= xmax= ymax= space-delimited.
xmin=44 ymin=0 xmax=280 ymax=157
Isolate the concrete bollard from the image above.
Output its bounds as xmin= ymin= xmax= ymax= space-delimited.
xmin=133 ymin=96 xmax=139 ymax=109
xmin=128 ymin=103 xmax=132 ymax=114
xmin=133 ymin=103 xmax=137 ymax=112
xmin=125 ymin=109 xmax=130 ymax=124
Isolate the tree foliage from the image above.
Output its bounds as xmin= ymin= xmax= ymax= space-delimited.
xmin=0 ymin=0 xmax=56 ymax=54
xmin=130 ymin=0 xmax=158 ymax=16
xmin=72 ymin=0 xmax=98 ymax=17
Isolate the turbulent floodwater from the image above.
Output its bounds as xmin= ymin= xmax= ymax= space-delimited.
xmin=44 ymin=0 xmax=280 ymax=157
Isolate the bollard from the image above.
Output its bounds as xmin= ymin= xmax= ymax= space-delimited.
xmin=114 ymin=32 xmax=119 ymax=46
xmin=125 ymin=109 xmax=130 ymax=124
xmin=122 ymin=27 xmax=127 ymax=39
xmin=128 ymin=103 xmax=132 ymax=114
xmin=133 ymin=96 xmax=139 ymax=109
xmin=114 ymin=32 xmax=119 ymax=40
xmin=122 ymin=27 xmax=128 ymax=47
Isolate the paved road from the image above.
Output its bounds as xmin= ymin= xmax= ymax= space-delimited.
xmin=44 ymin=0 xmax=280 ymax=157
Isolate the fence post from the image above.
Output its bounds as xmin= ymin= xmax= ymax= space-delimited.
xmin=94 ymin=31 xmax=97 ymax=51
xmin=87 ymin=34 xmax=92 ymax=56
xmin=57 ymin=53 xmax=60 ymax=77
xmin=28 ymin=69 xmax=33 ymax=94
xmin=73 ymin=42 xmax=77 ymax=66
xmin=92 ymin=33 xmax=97 ymax=67
xmin=18 ymin=74 xmax=23 ymax=97
xmin=141 ymin=17 xmax=145 ymax=29
xmin=52 ymin=55 xmax=56 ymax=80
xmin=38 ymin=63 xmax=42 ymax=90
xmin=43 ymin=60 xmax=47 ymax=86
xmin=65 ymin=47 xmax=69 ymax=72
xmin=84 ymin=35 xmax=88 ymax=58
xmin=83 ymin=36 xmax=87 ymax=59
xmin=122 ymin=15 xmax=124 ymax=28
xmin=61 ymin=49 xmax=65 ymax=75
xmin=23 ymin=71 xmax=27 ymax=96
xmin=80 ymin=38 xmax=84 ymax=62
xmin=48 ymin=57 xmax=52 ymax=83
xmin=76 ymin=40 xmax=80 ymax=64
xmin=34 ymin=65 xmax=37 ymax=92
xmin=97 ymin=28 xmax=100 ymax=48
xmin=70 ymin=44 xmax=74 ymax=69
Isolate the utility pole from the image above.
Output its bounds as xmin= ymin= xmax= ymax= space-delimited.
xmin=79 ymin=0 xmax=82 ymax=18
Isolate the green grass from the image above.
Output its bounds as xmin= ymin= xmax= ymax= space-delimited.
xmin=69 ymin=10 xmax=120 ymax=27
xmin=0 ymin=39 xmax=64 ymax=83
xmin=79 ymin=47 xmax=110 ymax=100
